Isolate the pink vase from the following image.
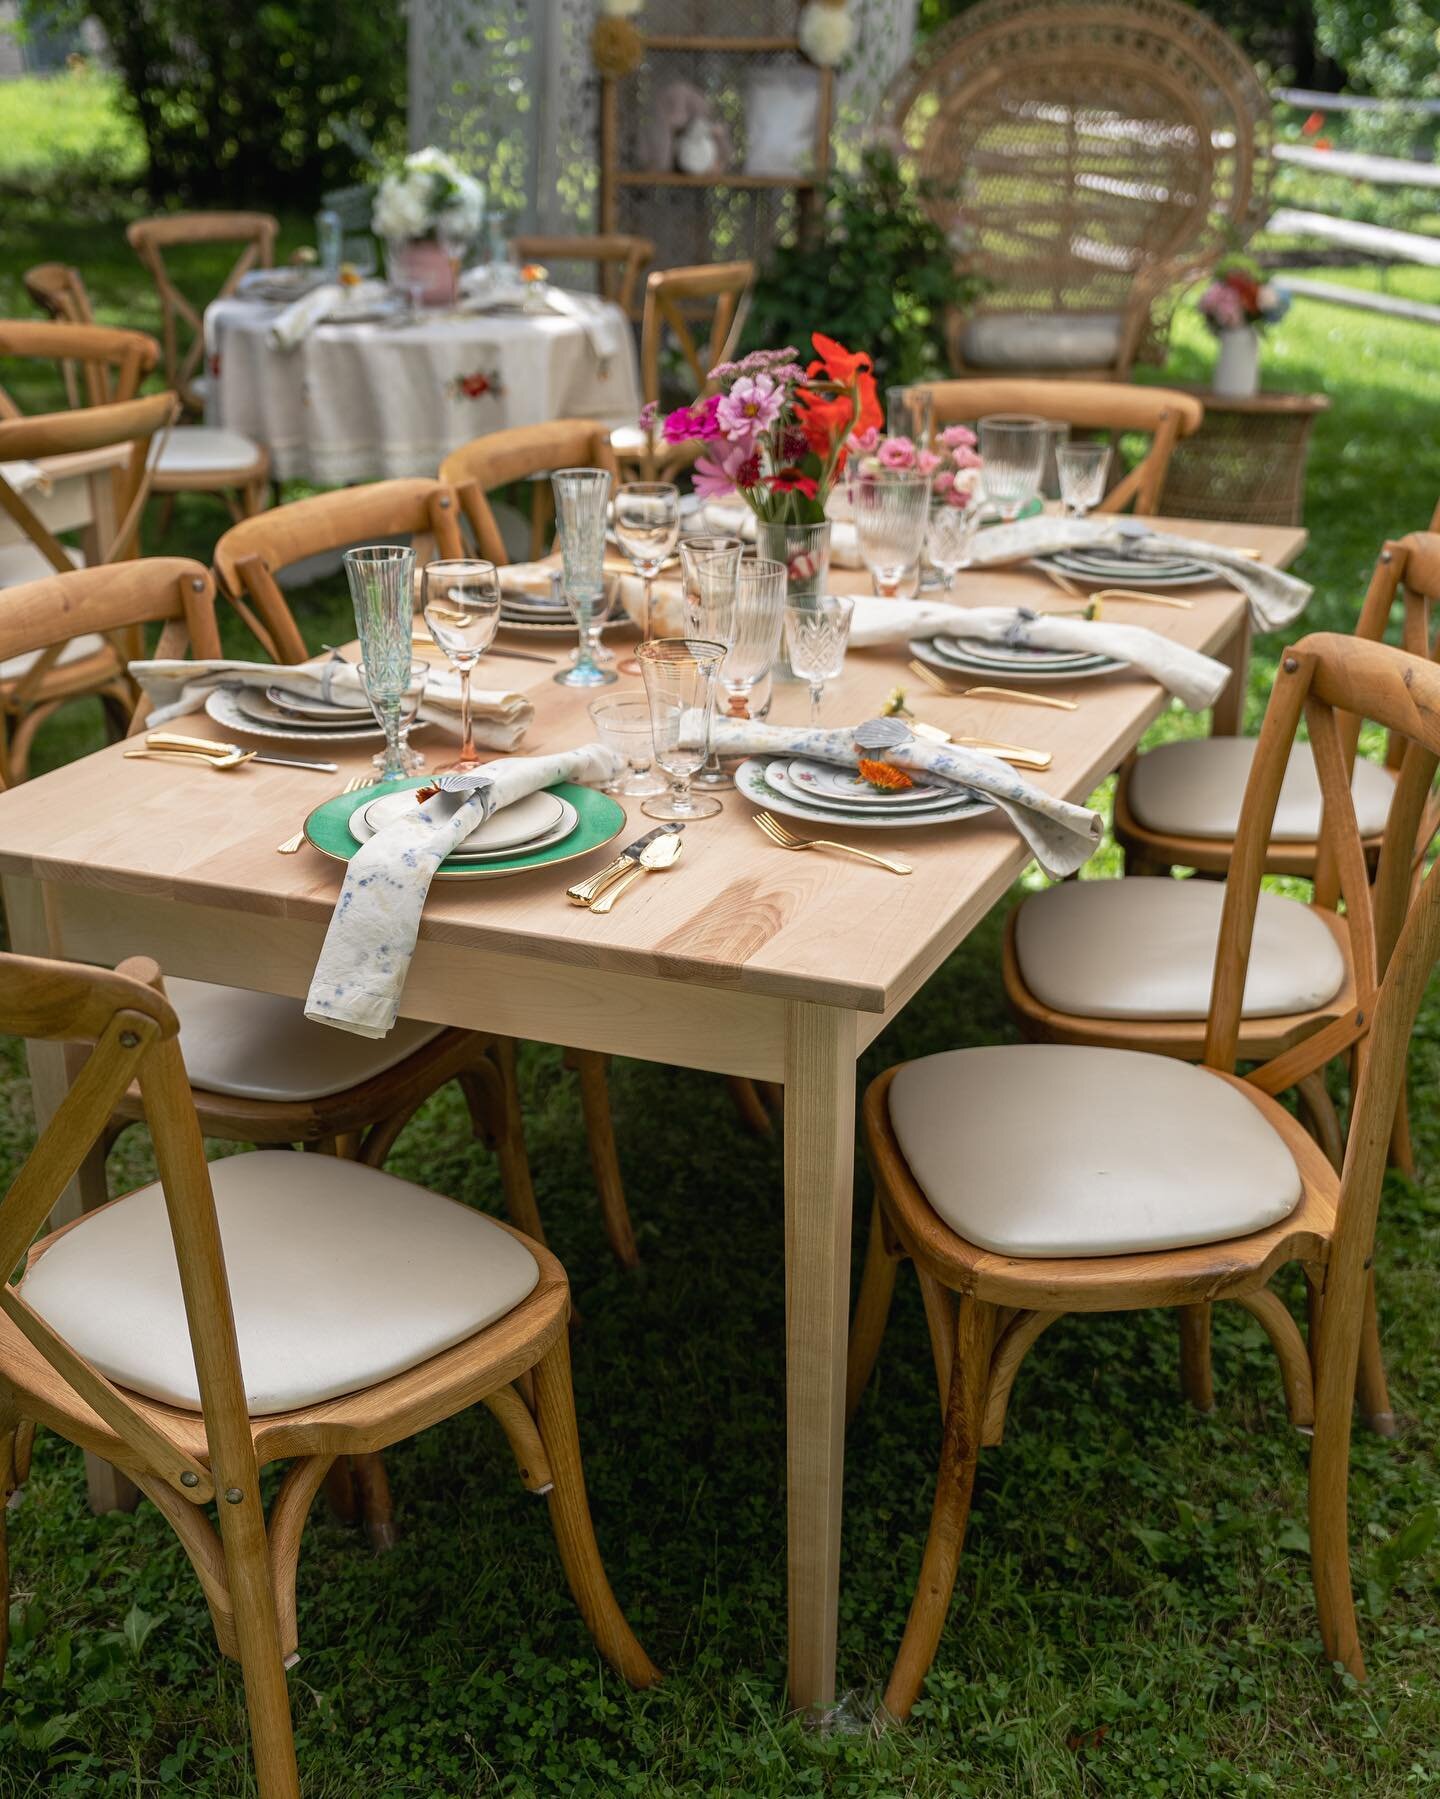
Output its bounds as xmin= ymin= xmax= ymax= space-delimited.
xmin=387 ymin=238 xmax=455 ymax=307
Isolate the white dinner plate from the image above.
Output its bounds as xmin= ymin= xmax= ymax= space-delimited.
xmin=765 ymin=761 xmax=969 ymax=817
xmin=207 ymin=687 xmax=389 ymax=742
xmin=1046 ymin=551 xmax=1213 ymax=587
xmin=908 ymin=638 xmax=1124 ymax=685
xmin=930 ymin=635 xmax=1113 ymax=674
xmin=936 ymin=636 xmax=1102 ymax=671
xmin=263 ymin=685 xmax=374 ymax=721
xmin=351 ymin=788 xmax=576 ymax=858
xmin=736 ymin=758 xmax=992 ymax=829
xmin=784 ymin=758 xmax=965 ymax=809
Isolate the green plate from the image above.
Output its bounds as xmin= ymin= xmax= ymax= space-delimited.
xmin=303 ymin=776 xmax=627 ymax=881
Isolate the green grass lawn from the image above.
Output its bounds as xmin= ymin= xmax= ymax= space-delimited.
xmin=2 ymin=133 xmax=1440 ymax=1792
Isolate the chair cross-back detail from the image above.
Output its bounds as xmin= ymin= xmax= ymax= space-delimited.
xmin=127 ymin=212 xmax=278 ymax=413
xmin=847 ymin=626 xmax=1440 ymax=1712
xmin=0 ymin=950 xmax=658 ymax=1798
xmin=441 ymin=419 xmax=620 ymax=565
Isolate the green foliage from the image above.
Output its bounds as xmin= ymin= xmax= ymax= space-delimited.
xmin=743 ymin=148 xmax=978 ymax=388
xmin=20 ymin=0 xmax=406 ymax=205
xmin=1314 ymin=0 xmax=1440 ymax=157
xmin=0 ymin=69 xmax=145 ymax=202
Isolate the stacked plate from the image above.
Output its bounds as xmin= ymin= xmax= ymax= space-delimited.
xmin=735 ymin=756 xmax=993 ymax=831
xmin=1039 ymin=544 xmax=1215 ymax=587
xmin=908 ymin=632 xmax=1124 ymax=685
xmin=206 ymin=684 xmax=389 ymax=742
xmin=498 ymin=578 xmax=575 ymax=635
xmin=350 ymin=787 xmax=580 ymax=863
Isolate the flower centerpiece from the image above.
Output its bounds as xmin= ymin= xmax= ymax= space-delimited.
xmin=372 ymin=146 xmax=486 ymax=307
xmin=844 ymin=425 xmax=983 ymax=505
xmin=1197 ymin=256 xmax=1289 ymax=399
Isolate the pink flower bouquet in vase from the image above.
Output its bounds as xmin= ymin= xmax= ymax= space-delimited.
xmin=845 ymin=424 xmax=984 ymax=593
xmin=1197 ymin=257 xmax=1290 ymax=399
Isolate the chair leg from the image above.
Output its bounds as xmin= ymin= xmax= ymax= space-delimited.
xmin=571 ymin=1050 xmax=641 ymax=1269
xmin=218 ymin=1482 xmax=302 ymax=1797
xmin=486 ymin=1040 xmax=547 ymax=1246
xmin=1356 ymin=1269 xmax=1397 ymax=1437
xmin=726 ymin=1076 xmax=774 ymax=1137
xmin=321 ymin=1456 xmax=360 ymax=1526
xmin=1296 ymin=1071 xmax=1344 ymax=1173
xmin=883 ymin=1295 xmax=995 ymax=1722
xmin=1389 ymin=1081 xmax=1417 ymax=1177
xmin=0 ymin=1413 xmax=16 ymax=1686
xmin=13 ymin=1418 xmax=34 ymax=1487
xmin=351 ymin=1453 xmax=397 ymax=1552
xmin=1178 ymin=1303 xmax=1215 ymax=1412
xmin=1309 ymin=1306 xmax=1366 ymax=1678
xmin=530 ymin=1331 xmax=661 ymax=1688
xmin=846 ymin=1199 xmax=901 ymax=1422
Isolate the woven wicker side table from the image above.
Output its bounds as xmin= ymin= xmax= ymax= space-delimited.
xmin=1159 ymin=386 xmax=1330 ymax=527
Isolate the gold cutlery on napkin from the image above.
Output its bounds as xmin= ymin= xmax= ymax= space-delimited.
xmin=588 ymin=831 xmax=684 ymax=912
xmin=906 ymin=662 xmax=1079 ymax=712
xmin=754 ymin=811 xmax=913 ymax=875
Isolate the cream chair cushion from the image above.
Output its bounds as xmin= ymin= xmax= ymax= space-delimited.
xmin=20 ymin=1150 xmax=540 ymax=1415
xmin=959 ymin=311 xmax=1125 ymax=372
xmin=1128 ymin=737 xmax=1396 ymax=841
xmin=1 ymin=632 xmax=108 ymax=681
xmin=0 ymin=540 xmax=83 ymax=595
xmin=151 ymin=425 xmax=265 ymax=476
xmin=887 ymin=1043 xmax=1301 ymax=1258
xmin=168 ymin=977 xmax=444 ymax=1101
xmin=1013 ymin=877 xmax=1346 ymax=1021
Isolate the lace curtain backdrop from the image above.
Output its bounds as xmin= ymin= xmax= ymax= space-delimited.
xmin=406 ymin=0 xmax=918 ymax=252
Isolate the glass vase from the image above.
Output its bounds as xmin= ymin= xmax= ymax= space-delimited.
xmin=757 ymin=519 xmax=831 ymax=682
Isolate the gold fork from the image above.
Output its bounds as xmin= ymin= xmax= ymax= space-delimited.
xmin=277 ymin=772 xmax=374 ymax=853
xmin=755 ymin=811 xmax=913 ymax=875
xmin=907 ymin=662 xmax=1079 ymax=711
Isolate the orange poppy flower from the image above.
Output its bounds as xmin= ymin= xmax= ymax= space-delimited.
xmin=795 ymin=333 xmax=883 ymax=464
xmin=857 ymin=758 xmax=913 ymax=792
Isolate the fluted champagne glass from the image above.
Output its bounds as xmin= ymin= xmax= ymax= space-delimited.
xmin=637 ymin=637 xmax=727 ymax=821
xmin=851 ymin=472 xmax=932 ymax=598
xmin=420 ymin=559 xmax=501 ymax=769
xmin=613 ymin=481 xmax=681 ymax=675
xmin=551 ymin=466 xmax=614 ymax=688
xmin=343 ymin=544 xmax=416 ymax=782
xmin=680 ymin=535 xmax=744 ymax=789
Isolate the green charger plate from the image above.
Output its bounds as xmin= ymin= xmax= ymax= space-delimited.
xmin=303 ymin=777 xmax=626 ymax=881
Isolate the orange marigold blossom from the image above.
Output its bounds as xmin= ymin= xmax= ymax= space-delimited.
xmin=857 ymin=758 xmax=913 ymax=791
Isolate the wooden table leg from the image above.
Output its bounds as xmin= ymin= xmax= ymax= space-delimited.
xmin=1210 ymin=611 xmax=1251 ymax=738
xmin=2 ymin=875 xmax=140 ymax=1516
xmin=783 ymin=1001 xmax=858 ymax=1715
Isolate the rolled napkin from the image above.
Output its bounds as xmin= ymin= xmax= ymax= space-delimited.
xmin=699 ymin=503 xmax=863 ymax=569
xmin=709 ymin=717 xmax=1101 ymax=880
xmin=968 ymin=515 xmax=1311 ymax=632
xmin=0 ymin=460 xmax=50 ymax=497
xmin=305 ymin=744 xmax=624 ymax=1037
xmin=130 ymin=657 xmax=534 ymax=751
xmin=267 ymin=282 xmax=344 ymax=350
xmin=847 ymin=597 xmax=1229 ymax=712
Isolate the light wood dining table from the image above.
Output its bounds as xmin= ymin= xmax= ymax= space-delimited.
xmin=0 ymin=515 xmax=1303 ymax=1711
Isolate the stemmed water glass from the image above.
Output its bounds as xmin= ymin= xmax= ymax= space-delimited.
xmin=1056 ymin=441 xmax=1112 ymax=517
xmin=926 ymin=498 xmax=983 ymax=593
xmin=696 ymin=555 xmax=787 ymax=721
xmin=613 ymin=482 xmax=681 ymax=676
xmin=637 ymin=637 xmax=727 ymax=821
xmin=551 ymin=467 xmax=616 ymax=688
xmin=977 ymin=414 xmax=1049 ymax=521
xmin=679 ymin=535 xmax=744 ymax=790
xmin=784 ymin=595 xmax=854 ymax=725
xmin=343 ymin=544 xmax=416 ymax=782
xmin=359 ymin=658 xmax=429 ymax=774
xmin=420 ymin=559 xmax=501 ymax=770
xmin=852 ymin=472 xmax=932 ymax=597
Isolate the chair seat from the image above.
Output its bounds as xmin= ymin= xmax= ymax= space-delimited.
xmin=1128 ymin=737 xmax=1396 ymax=841
xmin=0 ymin=630 xmax=108 ymax=683
xmin=0 ymin=540 xmax=83 ymax=593
xmin=19 ymin=1150 xmax=540 ymax=1415
xmin=959 ymin=310 xmax=1125 ymax=372
xmin=609 ymin=424 xmax=648 ymax=456
xmin=887 ymin=1043 xmax=1302 ymax=1259
xmin=1013 ymin=877 xmax=1347 ymax=1021
xmin=168 ymin=976 xmax=444 ymax=1102
xmin=151 ymin=425 xmax=266 ymax=477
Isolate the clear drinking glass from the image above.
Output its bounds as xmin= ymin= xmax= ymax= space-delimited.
xmin=613 ymin=481 xmax=682 ymax=676
xmin=1056 ymin=441 xmax=1113 ymax=517
xmin=679 ymin=536 xmax=745 ymax=791
xmin=551 ymin=467 xmax=613 ymax=688
xmin=851 ymin=472 xmax=932 ymax=597
xmin=926 ymin=500 xmax=983 ymax=593
xmin=360 ymin=659 xmax=428 ymax=774
xmin=588 ymin=694 xmax=665 ymax=797
xmin=977 ymin=414 xmax=1049 ymax=521
xmin=436 ymin=221 xmax=470 ymax=307
xmin=886 ymin=384 xmax=933 ymax=448
xmin=696 ymin=555 xmax=787 ymax=720
xmin=637 ymin=637 xmax=727 ymax=821
xmin=343 ymin=545 xmax=417 ymax=782
xmin=420 ymin=559 xmax=501 ymax=770
xmin=784 ymin=596 xmax=854 ymax=726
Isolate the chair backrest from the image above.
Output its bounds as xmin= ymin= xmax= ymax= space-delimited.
xmin=914 ymin=378 xmax=1205 ymax=514
xmin=510 ymin=234 xmax=654 ymax=317
xmin=211 ymin=478 xmax=466 ymax=664
xmin=22 ymin=266 xmax=106 ymax=406
xmin=126 ymin=212 xmax=278 ymax=410
xmin=0 ymin=317 xmax=160 ymax=417
xmin=439 ymin=421 xmax=620 ymax=566
xmin=0 ymin=390 xmax=178 ymax=571
xmin=0 ymin=951 xmax=257 ymax=1510
xmin=639 ymin=261 xmax=753 ymax=408
xmin=1204 ymin=629 xmax=1440 ymax=1421
xmin=0 ymin=558 xmax=222 ymax=744
xmin=886 ymin=0 xmax=1272 ymax=372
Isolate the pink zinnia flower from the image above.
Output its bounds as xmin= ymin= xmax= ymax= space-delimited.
xmin=939 ymin=424 xmax=977 ymax=452
xmin=716 ymin=374 xmax=785 ymax=443
xmin=878 ymin=436 xmax=916 ymax=470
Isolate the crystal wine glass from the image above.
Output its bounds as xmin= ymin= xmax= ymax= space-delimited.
xmin=679 ymin=535 xmax=744 ymax=790
xmin=637 ymin=637 xmax=727 ymax=821
xmin=613 ymin=481 xmax=681 ymax=675
xmin=343 ymin=544 xmax=416 ymax=782
xmin=551 ymin=467 xmax=614 ymax=688
xmin=977 ymin=414 xmax=1049 ymax=521
xmin=851 ymin=472 xmax=932 ymax=598
xmin=420 ymin=559 xmax=501 ymax=770
xmin=1056 ymin=441 xmax=1113 ymax=517
xmin=784 ymin=595 xmax=854 ymax=726
xmin=359 ymin=658 xmax=429 ymax=775
xmin=926 ymin=499 xmax=982 ymax=594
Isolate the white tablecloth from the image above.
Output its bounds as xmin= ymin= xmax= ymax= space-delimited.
xmin=204 ymin=293 xmax=642 ymax=485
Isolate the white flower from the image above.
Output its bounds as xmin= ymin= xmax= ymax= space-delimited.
xmin=798 ymin=1 xmax=854 ymax=66
xmin=372 ymin=146 xmax=486 ymax=243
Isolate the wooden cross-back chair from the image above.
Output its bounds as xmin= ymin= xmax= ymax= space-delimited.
xmin=212 ymin=478 xmax=465 ymax=663
xmin=1115 ymin=533 xmax=1440 ymax=884
xmin=126 ymin=212 xmax=277 ymax=414
xmin=0 ymin=316 xmax=157 ymax=418
xmin=913 ymin=378 xmax=1205 ymax=515
xmin=848 ymin=628 xmax=1440 ymax=1715
xmin=886 ymin=0 xmax=1272 ymax=379
xmin=440 ymin=418 xmax=620 ymax=564
xmin=510 ymin=233 xmax=654 ymax=318
xmin=0 ymin=951 xmax=659 ymax=1799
